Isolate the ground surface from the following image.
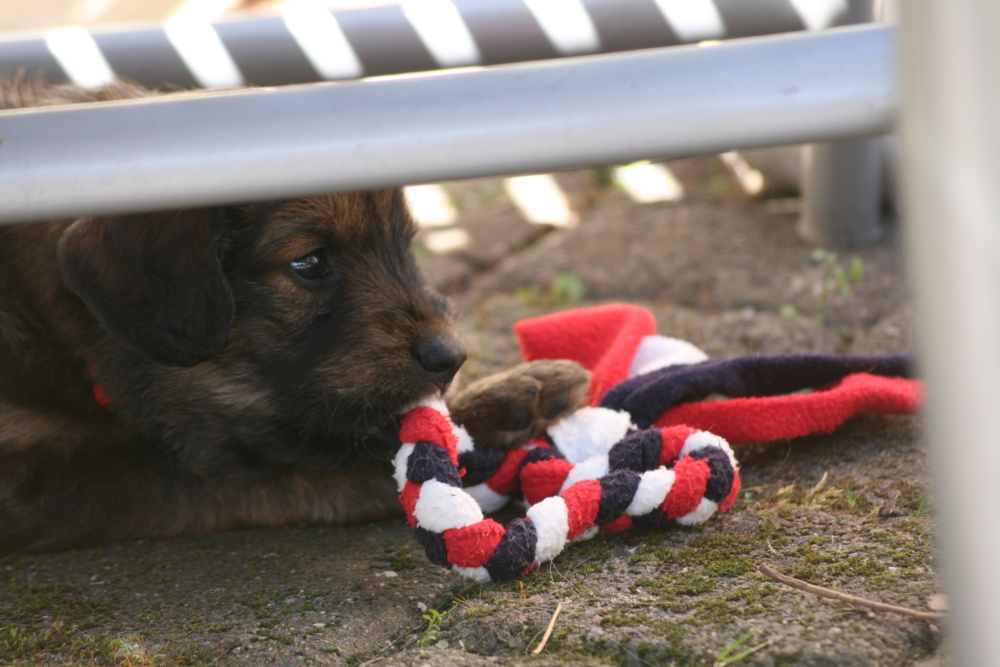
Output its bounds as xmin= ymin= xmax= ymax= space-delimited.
xmin=0 ymin=157 xmax=945 ymax=666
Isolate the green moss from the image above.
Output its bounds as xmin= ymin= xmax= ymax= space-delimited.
xmin=574 ymin=560 xmax=607 ymax=576
xmin=0 ymin=625 xmax=157 ymax=666
xmin=0 ymin=553 xmax=39 ymax=574
xmin=457 ymin=600 xmax=502 ymax=619
xmin=723 ymin=583 xmax=776 ymax=603
xmin=1 ymin=583 xmax=109 ymax=623
xmin=633 ymin=570 xmax=716 ymax=599
xmin=705 ymin=557 xmax=754 ymax=577
xmin=800 ymin=550 xmax=838 ymax=566
xmin=241 ymin=588 xmax=292 ymax=620
xmin=599 ymin=612 xmax=652 ymax=628
xmin=825 ymin=556 xmax=887 ymax=579
xmin=690 ymin=600 xmax=740 ymax=626
xmin=257 ymin=630 xmax=295 ymax=645
xmin=542 ymin=629 xmax=696 ymax=666
xmin=159 ymin=641 xmax=228 ymax=665
xmin=757 ymin=520 xmax=791 ymax=548
xmin=772 ymin=648 xmax=805 ymax=665
xmin=632 ymin=638 xmax=697 ymax=665
xmin=630 ymin=545 xmax=698 ymax=567
xmin=0 ymin=623 xmax=75 ymax=656
xmin=784 ymin=562 xmax=819 ymax=582
xmin=688 ymin=533 xmax=754 ymax=554
xmin=652 ymin=619 xmax=687 ymax=644
xmin=388 ymin=548 xmax=418 ymax=571
xmin=345 ymin=649 xmax=379 ymax=666
xmin=0 ymin=575 xmax=126 ymax=665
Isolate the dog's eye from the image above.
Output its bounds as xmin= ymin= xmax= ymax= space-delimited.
xmin=289 ymin=250 xmax=334 ymax=284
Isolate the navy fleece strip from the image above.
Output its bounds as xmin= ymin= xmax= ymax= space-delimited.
xmin=601 ymin=354 xmax=913 ymax=428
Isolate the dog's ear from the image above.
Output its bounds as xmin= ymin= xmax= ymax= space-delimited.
xmin=58 ymin=209 xmax=235 ymax=366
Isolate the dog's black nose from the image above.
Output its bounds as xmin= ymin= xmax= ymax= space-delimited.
xmin=415 ymin=336 xmax=466 ymax=385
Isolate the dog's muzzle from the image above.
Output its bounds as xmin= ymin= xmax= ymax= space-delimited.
xmin=414 ymin=335 xmax=466 ymax=391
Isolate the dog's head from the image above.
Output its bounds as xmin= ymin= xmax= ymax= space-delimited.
xmin=57 ymin=190 xmax=465 ymax=469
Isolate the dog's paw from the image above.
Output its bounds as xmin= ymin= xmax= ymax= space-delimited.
xmin=447 ymin=360 xmax=591 ymax=449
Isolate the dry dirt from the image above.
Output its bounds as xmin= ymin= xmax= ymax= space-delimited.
xmin=0 ymin=156 xmax=945 ymax=666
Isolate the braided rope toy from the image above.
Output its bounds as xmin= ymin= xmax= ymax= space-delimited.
xmin=393 ymin=305 xmax=920 ymax=582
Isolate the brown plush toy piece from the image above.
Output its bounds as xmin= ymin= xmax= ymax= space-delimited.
xmin=448 ymin=360 xmax=592 ymax=450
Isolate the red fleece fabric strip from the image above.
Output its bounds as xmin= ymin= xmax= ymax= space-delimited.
xmin=654 ymin=374 xmax=921 ymax=444
xmin=661 ymin=457 xmax=711 ymax=519
xmin=486 ymin=447 xmax=532 ymax=496
xmin=514 ymin=304 xmax=920 ymax=444
xmin=399 ymin=481 xmax=421 ymax=527
xmin=520 ymin=458 xmax=574 ymax=506
xmin=562 ymin=479 xmax=603 ymax=540
xmin=400 ymin=406 xmax=460 ymax=464
xmin=443 ymin=519 xmax=505 ymax=569
xmin=515 ymin=303 xmax=655 ymax=405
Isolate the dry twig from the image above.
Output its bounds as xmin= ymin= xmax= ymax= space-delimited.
xmin=759 ymin=563 xmax=945 ymax=622
xmin=531 ymin=602 xmax=564 ymax=655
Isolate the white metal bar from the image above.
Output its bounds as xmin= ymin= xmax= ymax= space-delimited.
xmin=0 ymin=25 xmax=895 ymax=224
xmin=899 ymin=3 xmax=1000 ymax=665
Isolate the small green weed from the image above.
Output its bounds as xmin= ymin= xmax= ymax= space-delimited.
xmin=844 ymin=485 xmax=859 ymax=508
xmin=714 ymin=630 xmax=772 ymax=666
xmin=781 ymin=249 xmax=865 ymax=324
xmin=419 ymin=607 xmax=449 ymax=648
xmin=550 ymin=272 xmax=585 ymax=304
xmin=516 ymin=272 xmax=585 ymax=306
xmin=812 ymin=248 xmax=864 ymax=324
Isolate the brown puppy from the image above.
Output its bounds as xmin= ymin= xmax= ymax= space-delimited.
xmin=0 ymin=79 xmax=589 ymax=554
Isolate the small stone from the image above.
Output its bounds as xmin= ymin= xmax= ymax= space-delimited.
xmin=927 ymin=594 xmax=949 ymax=612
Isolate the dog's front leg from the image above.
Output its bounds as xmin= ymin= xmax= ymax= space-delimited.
xmin=446 ymin=360 xmax=592 ymax=450
xmin=0 ymin=427 xmax=400 ymax=554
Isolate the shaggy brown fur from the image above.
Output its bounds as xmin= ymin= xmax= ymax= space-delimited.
xmin=0 ymin=79 xmax=590 ymax=554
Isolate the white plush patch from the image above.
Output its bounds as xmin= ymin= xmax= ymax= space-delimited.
xmin=414 ymin=480 xmax=483 ymax=532
xmin=573 ymin=525 xmax=600 ymax=542
xmin=675 ymin=497 xmax=719 ymax=526
xmin=680 ymin=431 xmax=737 ymax=468
xmin=559 ymin=455 xmax=610 ymax=492
xmin=451 ymin=565 xmax=491 ymax=583
xmin=629 ymin=335 xmax=708 ymax=377
xmin=425 ymin=397 xmax=451 ymax=415
xmin=392 ymin=443 xmax=415 ymax=491
xmin=454 ymin=424 xmax=476 ymax=454
xmin=549 ymin=407 xmax=633 ymax=463
xmin=526 ymin=497 xmax=569 ymax=564
xmin=625 ymin=468 xmax=675 ymax=516
xmin=401 ymin=396 xmax=450 ymax=417
xmin=465 ymin=483 xmax=510 ymax=513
